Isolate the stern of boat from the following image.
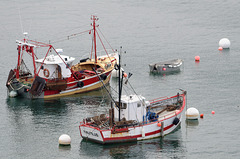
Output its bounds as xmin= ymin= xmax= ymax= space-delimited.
xmin=79 ymin=123 xmax=105 ymax=144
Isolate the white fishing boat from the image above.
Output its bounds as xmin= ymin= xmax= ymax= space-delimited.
xmin=79 ymin=54 xmax=187 ymax=144
xmin=149 ymin=59 xmax=183 ymax=74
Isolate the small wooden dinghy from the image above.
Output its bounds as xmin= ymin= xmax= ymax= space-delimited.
xmin=149 ymin=59 xmax=183 ymax=74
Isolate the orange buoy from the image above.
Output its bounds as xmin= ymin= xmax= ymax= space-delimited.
xmin=123 ymin=73 xmax=127 ymax=78
xmin=211 ymin=111 xmax=215 ymax=114
xmin=218 ymin=47 xmax=223 ymax=51
xmin=200 ymin=114 xmax=204 ymax=118
xmin=157 ymin=122 xmax=161 ymax=127
xmin=162 ymin=67 xmax=166 ymax=71
xmin=195 ymin=56 xmax=200 ymax=61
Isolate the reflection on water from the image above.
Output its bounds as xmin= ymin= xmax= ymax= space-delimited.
xmin=149 ymin=70 xmax=182 ymax=77
xmin=219 ymin=48 xmax=230 ymax=54
xmin=5 ymin=88 xmax=112 ymax=140
xmin=6 ymin=87 xmax=111 ymax=115
xmin=58 ymin=145 xmax=71 ymax=151
xmin=80 ymin=141 xmax=138 ymax=158
xmin=79 ymin=127 xmax=185 ymax=158
xmin=185 ymin=119 xmax=199 ymax=127
xmin=6 ymin=97 xmax=69 ymax=116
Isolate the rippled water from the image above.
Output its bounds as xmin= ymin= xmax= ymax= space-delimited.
xmin=1 ymin=0 xmax=240 ymax=158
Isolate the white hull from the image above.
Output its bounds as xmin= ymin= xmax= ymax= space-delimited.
xmin=80 ymin=112 xmax=182 ymax=144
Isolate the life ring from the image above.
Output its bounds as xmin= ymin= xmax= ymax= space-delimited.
xmin=43 ymin=69 xmax=50 ymax=77
xmin=114 ymin=64 xmax=119 ymax=70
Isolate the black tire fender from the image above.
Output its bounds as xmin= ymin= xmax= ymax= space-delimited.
xmin=77 ymin=81 xmax=84 ymax=87
xmin=173 ymin=118 xmax=180 ymax=125
xmin=100 ymin=74 xmax=107 ymax=80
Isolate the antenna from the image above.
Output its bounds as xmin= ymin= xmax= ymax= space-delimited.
xmin=18 ymin=8 xmax=24 ymax=34
xmin=23 ymin=32 xmax=28 ymax=38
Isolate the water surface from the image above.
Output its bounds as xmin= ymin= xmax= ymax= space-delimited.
xmin=1 ymin=0 xmax=240 ymax=158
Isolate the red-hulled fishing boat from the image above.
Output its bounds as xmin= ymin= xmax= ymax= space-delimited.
xmin=6 ymin=16 xmax=117 ymax=99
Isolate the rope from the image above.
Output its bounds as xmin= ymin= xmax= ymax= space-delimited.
xmin=97 ymin=27 xmax=115 ymax=53
xmin=41 ymin=23 xmax=90 ymax=43
xmin=96 ymin=30 xmax=109 ymax=58
xmin=50 ymin=29 xmax=91 ymax=44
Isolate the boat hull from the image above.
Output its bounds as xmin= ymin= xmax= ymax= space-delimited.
xmin=149 ymin=59 xmax=183 ymax=74
xmin=79 ymin=113 xmax=182 ymax=144
xmin=6 ymin=70 xmax=112 ymax=99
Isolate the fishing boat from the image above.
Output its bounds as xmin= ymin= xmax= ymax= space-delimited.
xmin=6 ymin=16 xmax=117 ymax=99
xmin=149 ymin=59 xmax=183 ymax=74
xmin=79 ymin=54 xmax=187 ymax=144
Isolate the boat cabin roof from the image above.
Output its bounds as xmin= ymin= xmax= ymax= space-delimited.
xmin=121 ymin=94 xmax=145 ymax=104
xmin=35 ymin=54 xmax=75 ymax=65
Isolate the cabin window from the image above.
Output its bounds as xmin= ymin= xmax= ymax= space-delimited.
xmin=137 ymin=103 xmax=141 ymax=107
xmin=65 ymin=58 xmax=68 ymax=61
xmin=122 ymin=103 xmax=127 ymax=109
xmin=41 ymin=66 xmax=44 ymax=69
xmin=116 ymin=102 xmax=127 ymax=109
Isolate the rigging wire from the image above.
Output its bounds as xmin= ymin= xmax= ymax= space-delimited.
xmin=99 ymin=86 xmax=108 ymax=113
xmin=28 ymin=18 xmax=33 ymax=38
xmin=126 ymin=79 xmax=147 ymax=107
xmin=50 ymin=29 xmax=91 ymax=44
xmin=45 ymin=23 xmax=90 ymax=43
xmin=97 ymin=27 xmax=115 ymax=53
xmin=96 ymin=30 xmax=109 ymax=57
xmin=122 ymin=81 xmax=132 ymax=96
xmin=126 ymin=80 xmax=138 ymax=97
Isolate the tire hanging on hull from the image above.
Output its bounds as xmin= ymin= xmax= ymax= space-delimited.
xmin=77 ymin=81 xmax=84 ymax=87
xmin=173 ymin=118 xmax=180 ymax=125
xmin=100 ymin=74 xmax=107 ymax=80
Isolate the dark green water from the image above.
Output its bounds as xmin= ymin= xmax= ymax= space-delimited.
xmin=1 ymin=0 xmax=240 ymax=158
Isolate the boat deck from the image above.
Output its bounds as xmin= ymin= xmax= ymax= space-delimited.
xmin=158 ymin=109 xmax=177 ymax=121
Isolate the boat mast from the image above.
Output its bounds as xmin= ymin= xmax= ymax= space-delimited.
xmin=30 ymin=46 xmax=37 ymax=77
xmin=91 ymin=15 xmax=98 ymax=63
xmin=24 ymin=33 xmax=37 ymax=77
xmin=16 ymin=44 xmax=21 ymax=79
xmin=118 ymin=47 xmax=124 ymax=121
xmin=16 ymin=32 xmax=38 ymax=78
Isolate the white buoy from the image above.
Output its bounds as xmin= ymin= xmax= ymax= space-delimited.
xmin=185 ymin=107 xmax=199 ymax=120
xmin=112 ymin=67 xmax=124 ymax=78
xmin=219 ymin=38 xmax=231 ymax=49
xmin=59 ymin=134 xmax=71 ymax=146
xmin=9 ymin=91 xmax=18 ymax=97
